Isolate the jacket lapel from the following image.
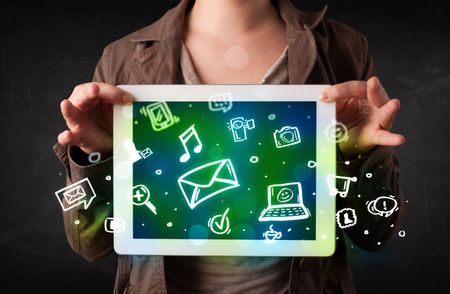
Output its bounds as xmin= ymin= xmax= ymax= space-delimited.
xmin=128 ymin=0 xmax=191 ymax=84
xmin=277 ymin=0 xmax=328 ymax=84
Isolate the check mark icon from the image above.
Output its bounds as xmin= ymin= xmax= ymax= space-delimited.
xmin=214 ymin=207 xmax=230 ymax=230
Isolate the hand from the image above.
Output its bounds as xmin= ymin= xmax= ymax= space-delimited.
xmin=320 ymin=76 xmax=405 ymax=158
xmin=57 ymin=82 xmax=133 ymax=156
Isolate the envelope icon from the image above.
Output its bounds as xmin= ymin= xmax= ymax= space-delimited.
xmin=178 ymin=159 xmax=240 ymax=209
xmin=139 ymin=147 xmax=153 ymax=159
xmin=63 ymin=185 xmax=86 ymax=204
xmin=55 ymin=178 xmax=97 ymax=211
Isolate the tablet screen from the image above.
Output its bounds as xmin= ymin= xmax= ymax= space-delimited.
xmin=132 ymin=101 xmax=316 ymax=241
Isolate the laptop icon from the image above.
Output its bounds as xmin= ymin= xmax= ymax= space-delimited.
xmin=259 ymin=182 xmax=310 ymax=221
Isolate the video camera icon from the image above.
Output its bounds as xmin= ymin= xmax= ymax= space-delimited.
xmin=228 ymin=117 xmax=255 ymax=142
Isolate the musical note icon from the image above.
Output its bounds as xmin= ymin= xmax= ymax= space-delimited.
xmin=179 ymin=124 xmax=203 ymax=163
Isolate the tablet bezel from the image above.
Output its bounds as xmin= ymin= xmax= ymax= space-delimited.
xmin=114 ymin=85 xmax=336 ymax=256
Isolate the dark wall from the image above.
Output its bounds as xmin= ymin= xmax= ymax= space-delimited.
xmin=1 ymin=0 xmax=449 ymax=293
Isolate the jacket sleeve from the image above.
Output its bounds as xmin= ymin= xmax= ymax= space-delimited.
xmin=53 ymin=49 xmax=115 ymax=262
xmin=53 ymin=143 xmax=114 ymax=262
xmin=336 ymin=33 xmax=405 ymax=251
xmin=336 ymin=146 xmax=404 ymax=251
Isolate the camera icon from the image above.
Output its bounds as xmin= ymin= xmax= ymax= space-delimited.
xmin=273 ymin=126 xmax=301 ymax=148
xmin=228 ymin=117 xmax=255 ymax=142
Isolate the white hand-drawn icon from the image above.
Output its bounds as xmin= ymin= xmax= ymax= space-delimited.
xmin=366 ymin=195 xmax=398 ymax=217
xmin=259 ymin=182 xmax=310 ymax=221
xmin=55 ymin=178 xmax=96 ymax=211
xmin=263 ymin=224 xmax=283 ymax=242
xmin=104 ymin=217 xmax=125 ymax=233
xmin=228 ymin=117 xmax=255 ymax=142
xmin=273 ymin=126 xmax=301 ymax=148
xmin=124 ymin=139 xmax=153 ymax=165
xmin=327 ymin=174 xmax=357 ymax=197
xmin=88 ymin=152 xmax=101 ymax=164
xmin=128 ymin=184 xmax=157 ymax=215
xmin=249 ymin=156 xmax=259 ymax=163
xmin=307 ymin=160 xmax=317 ymax=168
xmin=209 ymin=92 xmax=233 ymax=113
xmin=178 ymin=159 xmax=239 ymax=209
xmin=179 ymin=124 xmax=203 ymax=163
xmin=208 ymin=207 xmax=231 ymax=235
xmin=336 ymin=208 xmax=357 ymax=229
xmin=139 ymin=101 xmax=180 ymax=131
xmin=324 ymin=119 xmax=349 ymax=143
xmin=268 ymin=113 xmax=276 ymax=120
xmin=139 ymin=147 xmax=153 ymax=159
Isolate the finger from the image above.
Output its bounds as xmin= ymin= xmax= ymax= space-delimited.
xmin=320 ymin=80 xmax=367 ymax=102
xmin=58 ymin=129 xmax=86 ymax=146
xmin=377 ymin=99 xmax=401 ymax=129
xmin=367 ymin=76 xmax=390 ymax=108
xmin=372 ymin=129 xmax=406 ymax=147
xmin=69 ymin=82 xmax=133 ymax=110
xmin=57 ymin=130 xmax=73 ymax=146
xmin=60 ymin=99 xmax=82 ymax=128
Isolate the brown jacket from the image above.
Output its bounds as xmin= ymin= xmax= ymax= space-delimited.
xmin=53 ymin=0 xmax=403 ymax=293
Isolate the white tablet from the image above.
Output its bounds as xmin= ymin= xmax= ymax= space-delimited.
xmin=113 ymin=85 xmax=336 ymax=256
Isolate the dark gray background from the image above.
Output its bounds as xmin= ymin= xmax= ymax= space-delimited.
xmin=1 ymin=0 xmax=449 ymax=292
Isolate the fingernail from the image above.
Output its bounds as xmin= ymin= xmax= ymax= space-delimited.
xmin=122 ymin=95 xmax=133 ymax=105
xmin=319 ymin=92 xmax=328 ymax=102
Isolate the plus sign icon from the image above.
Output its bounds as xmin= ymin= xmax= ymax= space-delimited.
xmin=128 ymin=184 xmax=157 ymax=215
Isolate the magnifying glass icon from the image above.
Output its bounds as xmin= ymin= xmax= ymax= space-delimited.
xmin=129 ymin=184 xmax=157 ymax=215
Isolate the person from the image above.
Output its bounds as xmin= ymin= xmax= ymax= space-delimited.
xmin=53 ymin=0 xmax=405 ymax=293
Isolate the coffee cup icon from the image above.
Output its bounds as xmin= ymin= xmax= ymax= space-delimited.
xmin=263 ymin=225 xmax=283 ymax=242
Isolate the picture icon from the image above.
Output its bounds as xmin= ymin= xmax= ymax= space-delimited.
xmin=259 ymin=182 xmax=310 ymax=221
xmin=54 ymin=178 xmax=96 ymax=211
xmin=273 ymin=126 xmax=301 ymax=148
xmin=104 ymin=217 xmax=125 ymax=233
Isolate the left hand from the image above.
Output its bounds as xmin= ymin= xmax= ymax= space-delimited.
xmin=320 ymin=76 xmax=405 ymax=158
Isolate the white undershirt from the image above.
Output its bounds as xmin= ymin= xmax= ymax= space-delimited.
xmin=164 ymin=44 xmax=292 ymax=294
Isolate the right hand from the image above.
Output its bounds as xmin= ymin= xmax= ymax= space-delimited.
xmin=57 ymin=82 xmax=133 ymax=156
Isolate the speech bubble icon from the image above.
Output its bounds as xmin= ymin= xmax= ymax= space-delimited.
xmin=366 ymin=195 xmax=398 ymax=218
xmin=209 ymin=92 xmax=233 ymax=113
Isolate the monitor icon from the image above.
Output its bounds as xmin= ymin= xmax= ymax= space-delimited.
xmin=258 ymin=182 xmax=310 ymax=221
